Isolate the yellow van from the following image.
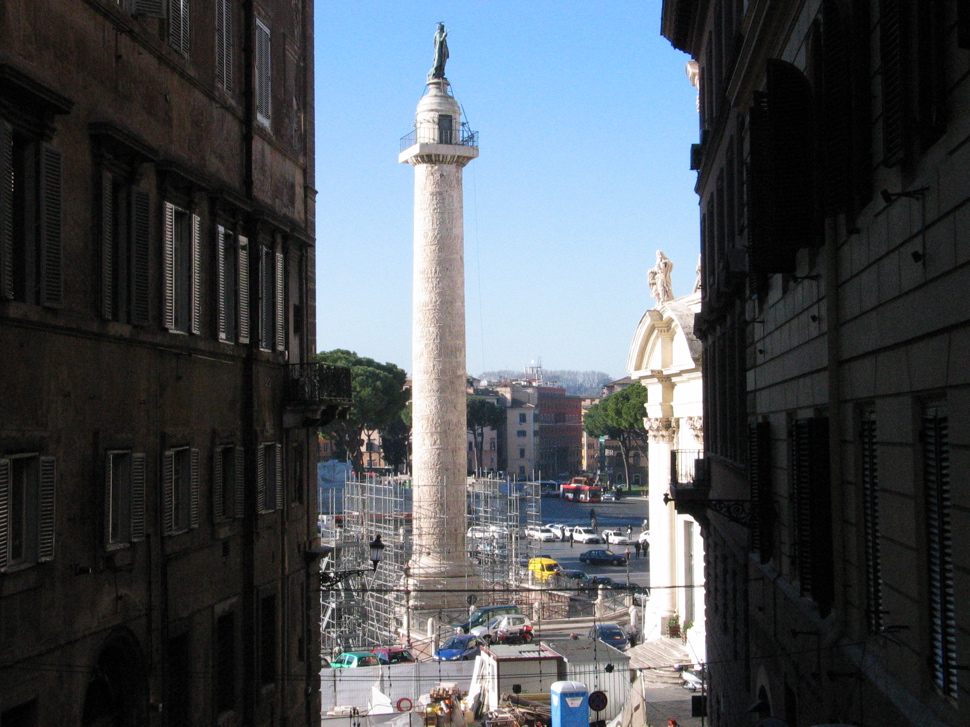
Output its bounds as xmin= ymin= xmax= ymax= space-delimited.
xmin=527 ymin=557 xmax=561 ymax=583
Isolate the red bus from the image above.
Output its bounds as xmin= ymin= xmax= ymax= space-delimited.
xmin=560 ymin=484 xmax=602 ymax=503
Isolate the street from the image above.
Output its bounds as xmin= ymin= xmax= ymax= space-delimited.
xmin=533 ymin=494 xmax=651 ymax=591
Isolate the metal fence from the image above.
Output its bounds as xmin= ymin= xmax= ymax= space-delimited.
xmin=399 ymin=122 xmax=478 ymax=152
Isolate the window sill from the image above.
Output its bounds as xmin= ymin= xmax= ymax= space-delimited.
xmin=0 ymin=564 xmax=41 ymax=597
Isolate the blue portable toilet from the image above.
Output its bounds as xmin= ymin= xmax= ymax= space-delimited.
xmin=551 ymin=681 xmax=589 ymax=727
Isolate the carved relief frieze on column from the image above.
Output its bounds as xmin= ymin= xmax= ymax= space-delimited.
xmin=647 ymin=417 xmax=679 ymax=443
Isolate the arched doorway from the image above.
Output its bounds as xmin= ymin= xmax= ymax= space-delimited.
xmin=82 ymin=630 xmax=148 ymax=727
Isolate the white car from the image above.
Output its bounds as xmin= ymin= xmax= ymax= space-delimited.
xmin=546 ymin=523 xmax=570 ymax=540
xmin=525 ymin=526 xmax=558 ymax=542
xmin=470 ymin=614 xmax=534 ymax=644
xmin=570 ymin=526 xmax=603 ymax=544
xmin=602 ymin=529 xmax=632 ymax=546
xmin=637 ymin=530 xmax=650 ymax=545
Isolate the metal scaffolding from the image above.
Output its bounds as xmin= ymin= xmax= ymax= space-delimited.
xmin=319 ymin=473 xmax=541 ymax=655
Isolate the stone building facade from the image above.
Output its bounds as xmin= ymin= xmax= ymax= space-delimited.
xmin=0 ymin=1 xmax=347 ymax=724
xmin=661 ymin=1 xmax=970 ymax=724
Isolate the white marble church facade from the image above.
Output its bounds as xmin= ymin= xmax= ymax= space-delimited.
xmin=627 ymin=253 xmax=706 ymax=664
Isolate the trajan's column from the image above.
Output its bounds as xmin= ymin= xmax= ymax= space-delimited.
xmin=399 ymin=24 xmax=479 ymax=610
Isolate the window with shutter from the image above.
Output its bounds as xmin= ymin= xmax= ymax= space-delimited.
xmin=217 ymin=226 xmax=240 ymax=343
xmin=923 ymin=402 xmax=956 ymax=698
xmin=860 ymin=407 xmax=883 ymax=634
xmin=163 ymin=202 xmax=199 ymax=334
xmin=234 ymin=446 xmax=244 ymax=518
xmin=131 ymin=0 xmax=164 ymax=18
xmin=0 ymin=120 xmax=12 ymax=301
xmin=748 ymin=421 xmax=773 ymax=563
xmin=103 ymin=451 xmax=147 ymax=545
xmin=0 ymin=454 xmax=56 ymax=569
xmin=790 ymin=417 xmax=834 ymax=615
xmin=255 ymin=20 xmax=272 ymax=126
xmin=169 ymin=0 xmax=190 ymax=56
xmin=259 ymin=244 xmax=275 ymax=351
xmin=274 ymin=250 xmax=285 ymax=352
xmin=213 ymin=444 xmax=237 ymax=522
xmin=237 ymin=236 xmax=250 ymax=344
xmin=274 ymin=443 xmax=283 ymax=511
xmin=879 ymin=0 xmax=907 ymax=166
xmin=38 ymin=144 xmax=63 ymax=308
xmin=216 ymin=0 xmax=233 ymax=93
xmin=163 ymin=447 xmax=199 ymax=535
xmin=101 ymin=175 xmax=151 ymax=326
xmin=256 ymin=444 xmax=267 ymax=513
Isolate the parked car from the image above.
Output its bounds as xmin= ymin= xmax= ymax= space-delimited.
xmin=637 ymin=530 xmax=651 ymax=545
xmin=433 ymin=634 xmax=484 ymax=661
xmin=331 ymin=651 xmax=381 ymax=668
xmin=560 ymin=569 xmax=589 ymax=585
xmin=589 ymin=623 xmax=630 ymax=651
xmin=546 ymin=523 xmax=569 ymax=540
xmin=372 ymin=647 xmax=416 ymax=665
xmin=584 ymin=575 xmax=615 ymax=591
xmin=524 ymin=525 xmax=558 ymax=542
xmin=471 ymin=614 xmax=534 ymax=645
xmin=580 ymin=548 xmax=628 ymax=566
xmin=601 ymin=529 xmax=632 ymax=546
xmin=453 ymin=604 xmax=521 ymax=634
xmin=570 ymin=527 xmax=603 ymax=544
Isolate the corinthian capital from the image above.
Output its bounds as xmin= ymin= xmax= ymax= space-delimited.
xmin=646 ymin=417 xmax=678 ymax=443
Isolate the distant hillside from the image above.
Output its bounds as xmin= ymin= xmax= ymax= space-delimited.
xmin=478 ymin=370 xmax=613 ymax=397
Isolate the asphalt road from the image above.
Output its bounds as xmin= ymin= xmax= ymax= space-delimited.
xmin=526 ymin=494 xmax=652 ymax=591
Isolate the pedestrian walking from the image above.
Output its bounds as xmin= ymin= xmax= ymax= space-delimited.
xmin=626 ymin=525 xmax=633 ymax=539
xmin=589 ymin=508 xmax=597 ymax=530
xmin=569 ymin=530 xmax=574 ymax=548
xmin=634 ymin=540 xmax=641 ymax=559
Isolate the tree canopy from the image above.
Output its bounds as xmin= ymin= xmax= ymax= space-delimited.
xmin=466 ymin=397 xmax=506 ymax=473
xmin=317 ymin=349 xmax=409 ymax=472
xmin=584 ymin=382 xmax=648 ymax=487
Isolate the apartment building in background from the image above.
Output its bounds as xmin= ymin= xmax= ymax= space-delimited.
xmin=0 ymin=1 xmax=349 ymax=724
xmin=661 ymin=1 xmax=970 ymax=724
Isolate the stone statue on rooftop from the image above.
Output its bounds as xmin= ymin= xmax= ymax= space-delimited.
xmin=648 ymin=250 xmax=675 ymax=304
xmin=428 ymin=23 xmax=449 ymax=81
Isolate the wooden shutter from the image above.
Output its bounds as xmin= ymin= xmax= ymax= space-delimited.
xmin=190 ymin=214 xmax=201 ymax=335
xmin=38 ymin=457 xmax=56 ymax=562
xmin=879 ymin=0 xmax=907 ymax=166
xmin=0 ymin=120 xmax=12 ymax=301
xmin=38 ymin=144 xmax=63 ymax=308
xmin=189 ymin=448 xmax=200 ymax=528
xmin=0 ymin=459 xmax=9 ymax=570
xmin=216 ymin=0 xmax=233 ymax=92
xmin=213 ymin=446 xmax=224 ymax=521
xmin=234 ymin=446 xmax=244 ymax=518
xmin=237 ymin=236 xmax=250 ymax=344
xmin=274 ymin=250 xmax=285 ymax=352
xmin=163 ymin=203 xmax=176 ymax=330
xmin=860 ymin=409 xmax=882 ymax=633
xmin=162 ymin=450 xmax=175 ymax=535
xmin=255 ymin=20 xmax=272 ymax=123
xmin=100 ymin=170 xmax=115 ymax=320
xmin=748 ymin=421 xmax=773 ymax=563
xmin=132 ymin=0 xmax=164 ymax=18
xmin=256 ymin=444 xmax=266 ymax=513
xmin=130 ymin=188 xmax=151 ymax=326
xmin=924 ymin=403 xmax=956 ymax=696
xmin=131 ymin=453 xmax=146 ymax=541
xmin=170 ymin=0 xmax=189 ymax=55
xmin=791 ymin=418 xmax=833 ymax=614
xmin=216 ymin=226 xmax=228 ymax=341
xmin=274 ymin=443 xmax=283 ymax=511
xmin=821 ymin=0 xmax=850 ymax=214
xmin=765 ymin=59 xmax=820 ymax=250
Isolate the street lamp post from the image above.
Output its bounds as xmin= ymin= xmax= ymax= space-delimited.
xmin=320 ymin=535 xmax=386 ymax=588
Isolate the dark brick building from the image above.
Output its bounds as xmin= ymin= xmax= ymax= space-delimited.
xmin=0 ymin=1 xmax=348 ymax=724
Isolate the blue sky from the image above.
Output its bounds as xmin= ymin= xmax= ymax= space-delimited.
xmin=314 ymin=1 xmax=698 ymax=380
